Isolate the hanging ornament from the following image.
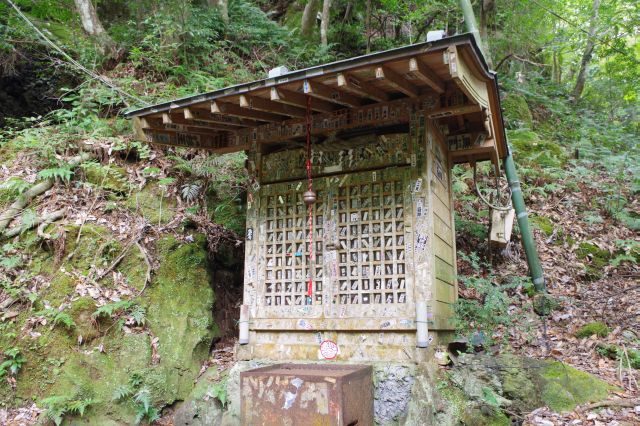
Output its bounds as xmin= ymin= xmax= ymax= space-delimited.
xmin=303 ymin=190 xmax=317 ymax=205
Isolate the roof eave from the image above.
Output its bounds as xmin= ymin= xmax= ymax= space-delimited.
xmin=124 ymin=33 xmax=486 ymax=119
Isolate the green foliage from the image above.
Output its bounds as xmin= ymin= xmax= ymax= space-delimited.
xmin=112 ymin=374 xmax=159 ymax=424
xmin=133 ymin=387 xmax=160 ymax=424
xmin=36 ymin=307 xmax=76 ymax=329
xmin=0 ymin=255 xmax=22 ymax=270
xmin=596 ymin=344 xmax=640 ymax=369
xmin=610 ymin=239 xmax=640 ymax=267
xmin=0 ymin=347 xmax=26 ymax=378
xmin=37 ymin=166 xmax=74 ymax=182
xmin=208 ymin=379 xmax=228 ymax=407
xmin=41 ymin=395 xmax=95 ymax=426
xmin=455 ymin=214 xmax=487 ymax=240
xmin=452 ymin=252 xmax=526 ymax=347
xmin=575 ymin=322 xmax=610 ymax=339
xmin=110 ymin=140 xmax=152 ymax=160
xmin=93 ymin=300 xmax=146 ymax=327
xmin=181 ymin=181 xmax=202 ymax=203
xmin=0 ymin=177 xmax=30 ymax=199
xmin=502 ymin=94 xmax=533 ymax=129
xmin=576 ymin=242 xmax=611 ymax=281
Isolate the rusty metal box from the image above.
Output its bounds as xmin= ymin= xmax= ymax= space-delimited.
xmin=240 ymin=363 xmax=373 ymax=426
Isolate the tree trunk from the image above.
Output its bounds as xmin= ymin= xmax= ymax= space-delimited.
xmin=572 ymin=0 xmax=600 ymax=103
xmin=342 ymin=2 xmax=353 ymax=24
xmin=208 ymin=0 xmax=229 ymax=24
xmin=301 ymin=0 xmax=320 ymax=38
xmin=320 ymin=0 xmax=331 ymax=46
xmin=73 ymin=0 xmax=115 ymax=56
xmin=365 ymin=0 xmax=372 ymax=53
xmin=479 ymin=0 xmax=494 ymax=68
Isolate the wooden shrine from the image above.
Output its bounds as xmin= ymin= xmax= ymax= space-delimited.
xmin=126 ymin=34 xmax=508 ymax=362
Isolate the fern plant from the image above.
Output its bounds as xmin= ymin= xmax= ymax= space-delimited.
xmin=36 ymin=308 xmax=76 ymax=329
xmin=0 ymin=177 xmax=31 ymax=196
xmin=37 ymin=166 xmax=74 ymax=182
xmin=208 ymin=379 xmax=228 ymax=407
xmin=41 ymin=395 xmax=95 ymax=426
xmin=112 ymin=375 xmax=159 ymax=425
xmin=93 ymin=301 xmax=146 ymax=327
xmin=134 ymin=388 xmax=160 ymax=424
xmin=181 ymin=181 xmax=202 ymax=202
xmin=0 ymin=347 xmax=26 ymax=378
xmin=0 ymin=255 xmax=22 ymax=270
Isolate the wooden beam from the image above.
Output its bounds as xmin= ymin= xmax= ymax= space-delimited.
xmin=211 ymin=101 xmax=286 ymax=123
xmin=408 ymin=58 xmax=445 ymax=94
xmin=182 ymin=107 xmax=258 ymax=127
xmin=375 ymin=66 xmax=420 ymax=98
xmin=302 ymin=79 xmax=364 ymax=107
xmin=239 ymin=95 xmax=306 ymax=118
xmin=141 ymin=128 xmax=245 ymax=153
xmin=425 ymin=104 xmax=481 ymax=119
xmin=270 ymin=88 xmax=336 ymax=113
xmin=336 ymin=73 xmax=389 ymax=102
xmin=151 ymin=114 xmax=237 ymax=132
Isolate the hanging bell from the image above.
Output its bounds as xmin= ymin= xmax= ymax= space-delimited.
xmin=303 ymin=190 xmax=317 ymax=205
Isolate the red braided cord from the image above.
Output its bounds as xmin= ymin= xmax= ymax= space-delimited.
xmin=306 ymin=95 xmax=314 ymax=300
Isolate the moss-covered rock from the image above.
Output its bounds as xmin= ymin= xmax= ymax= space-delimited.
xmin=126 ymin=183 xmax=176 ymax=224
xmin=83 ymin=163 xmax=129 ymax=194
xmin=533 ymin=294 xmax=561 ymax=315
xmin=508 ymin=129 xmax=567 ymax=168
xmin=576 ymin=322 xmax=610 ymax=339
xmin=173 ymin=368 xmax=226 ymax=426
xmin=144 ymin=234 xmax=218 ymax=403
xmin=540 ymin=361 xmax=612 ymax=411
xmin=440 ymin=353 xmax=614 ymax=422
xmin=68 ymin=296 xmax=99 ymax=343
xmin=2 ymin=229 xmax=217 ymax=425
xmin=502 ymin=94 xmax=534 ymax=129
xmin=576 ymin=242 xmax=611 ymax=281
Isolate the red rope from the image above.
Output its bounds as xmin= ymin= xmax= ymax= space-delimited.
xmin=305 ymin=95 xmax=314 ymax=301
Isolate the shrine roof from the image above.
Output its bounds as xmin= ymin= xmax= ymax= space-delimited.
xmin=125 ymin=33 xmax=507 ymax=163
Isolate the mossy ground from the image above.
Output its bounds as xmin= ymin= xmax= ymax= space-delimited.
xmin=530 ymin=215 xmax=555 ymax=237
xmin=576 ymin=322 xmax=610 ymax=339
xmin=576 ymin=242 xmax=611 ymax=281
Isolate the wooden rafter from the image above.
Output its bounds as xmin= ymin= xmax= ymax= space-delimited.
xmin=182 ymin=107 xmax=258 ymax=127
xmin=239 ymin=95 xmax=306 ymax=118
xmin=408 ymin=57 xmax=445 ymax=94
xmin=211 ymin=101 xmax=286 ymax=123
xmin=375 ymin=66 xmax=419 ymax=98
xmin=270 ymin=87 xmax=336 ymax=113
xmin=302 ymin=79 xmax=363 ymax=107
xmin=336 ymin=73 xmax=389 ymax=102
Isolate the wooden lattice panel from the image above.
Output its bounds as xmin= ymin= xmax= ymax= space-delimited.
xmin=333 ymin=178 xmax=408 ymax=306
xmin=253 ymin=167 xmax=414 ymax=322
xmin=261 ymin=182 xmax=325 ymax=308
